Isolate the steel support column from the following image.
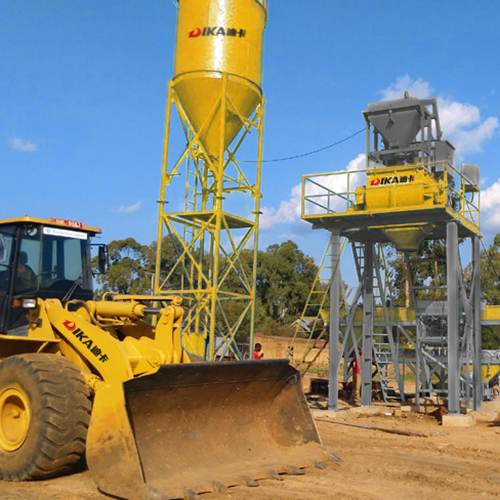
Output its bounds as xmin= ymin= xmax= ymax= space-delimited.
xmin=472 ymin=236 xmax=482 ymax=410
xmin=361 ymin=243 xmax=374 ymax=407
xmin=328 ymin=231 xmax=341 ymax=410
xmin=447 ymin=221 xmax=460 ymax=414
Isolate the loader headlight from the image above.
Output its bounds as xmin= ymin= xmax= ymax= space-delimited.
xmin=21 ymin=298 xmax=37 ymax=310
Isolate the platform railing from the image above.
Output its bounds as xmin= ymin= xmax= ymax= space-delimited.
xmin=302 ymin=161 xmax=480 ymax=228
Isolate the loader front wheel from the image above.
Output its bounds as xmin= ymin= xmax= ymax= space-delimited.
xmin=0 ymin=354 xmax=91 ymax=481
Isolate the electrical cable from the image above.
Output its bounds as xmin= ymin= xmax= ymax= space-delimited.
xmin=240 ymin=128 xmax=365 ymax=163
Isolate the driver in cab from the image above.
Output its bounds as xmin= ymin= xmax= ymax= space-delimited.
xmin=16 ymin=251 xmax=37 ymax=291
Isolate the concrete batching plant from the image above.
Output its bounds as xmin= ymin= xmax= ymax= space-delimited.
xmin=299 ymin=93 xmax=482 ymax=419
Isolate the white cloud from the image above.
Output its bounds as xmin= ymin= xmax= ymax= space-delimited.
xmin=481 ymin=181 xmax=500 ymax=230
xmin=346 ymin=153 xmax=366 ymax=171
xmin=381 ymin=75 xmax=433 ymax=101
xmin=438 ymin=100 xmax=479 ymax=135
xmin=8 ymin=137 xmax=38 ymax=152
xmin=112 ymin=201 xmax=142 ymax=213
xmin=380 ymin=75 xmax=499 ymax=158
xmin=449 ymin=116 xmax=498 ymax=156
xmin=481 ymin=180 xmax=500 ymax=211
xmin=260 ymin=184 xmax=302 ymax=230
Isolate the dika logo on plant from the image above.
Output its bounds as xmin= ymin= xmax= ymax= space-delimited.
xmin=370 ymin=175 xmax=415 ymax=186
xmin=189 ymin=27 xmax=247 ymax=38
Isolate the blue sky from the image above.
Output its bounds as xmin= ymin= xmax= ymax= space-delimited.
xmin=2 ymin=1 xmax=500 ymax=272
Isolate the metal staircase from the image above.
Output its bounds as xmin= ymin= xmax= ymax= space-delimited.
xmin=353 ymin=242 xmax=405 ymax=402
xmin=288 ymin=238 xmax=346 ymax=369
xmin=291 ymin=237 xmax=410 ymax=403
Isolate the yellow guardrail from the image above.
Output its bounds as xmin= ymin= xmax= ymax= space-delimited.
xmin=302 ymin=161 xmax=480 ymax=229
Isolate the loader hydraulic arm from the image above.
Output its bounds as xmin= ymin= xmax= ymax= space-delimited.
xmin=39 ymin=295 xmax=189 ymax=384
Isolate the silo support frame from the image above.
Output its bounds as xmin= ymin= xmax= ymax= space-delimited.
xmin=155 ymin=75 xmax=264 ymax=361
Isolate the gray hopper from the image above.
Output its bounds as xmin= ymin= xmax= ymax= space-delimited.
xmin=364 ymin=96 xmax=425 ymax=149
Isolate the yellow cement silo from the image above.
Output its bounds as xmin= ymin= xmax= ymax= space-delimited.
xmin=156 ymin=0 xmax=268 ymax=362
xmin=173 ymin=0 xmax=267 ymax=157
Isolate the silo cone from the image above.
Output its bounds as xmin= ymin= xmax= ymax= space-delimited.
xmin=173 ymin=0 xmax=266 ymax=158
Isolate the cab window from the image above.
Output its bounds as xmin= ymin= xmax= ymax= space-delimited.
xmin=14 ymin=229 xmax=40 ymax=293
xmin=0 ymin=227 xmax=15 ymax=319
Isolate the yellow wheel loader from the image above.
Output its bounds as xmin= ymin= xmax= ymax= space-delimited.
xmin=0 ymin=216 xmax=329 ymax=499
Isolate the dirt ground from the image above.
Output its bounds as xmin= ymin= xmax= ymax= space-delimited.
xmin=2 ymin=400 xmax=500 ymax=500
xmin=2 ymin=337 xmax=499 ymax=500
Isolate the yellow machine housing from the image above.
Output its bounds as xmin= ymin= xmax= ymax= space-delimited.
xmin=352 ymin=166 xmax=446 ymax=213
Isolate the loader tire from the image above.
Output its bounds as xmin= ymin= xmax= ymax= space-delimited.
xmin=0 ymin=353 xmax=91 ymax=481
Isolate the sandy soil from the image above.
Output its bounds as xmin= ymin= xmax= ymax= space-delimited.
xmin=2 ymin=401 xmax=500 ymax=500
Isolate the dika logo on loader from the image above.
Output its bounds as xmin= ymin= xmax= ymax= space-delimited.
xmin=63 ymin=320 xmax=77 ymax=331
xmin=370 ymin=174 xmax=415 ymax=186
xmin=63 ymin=320 xmax=110 ymax=363
xmin=189 ymin=27 xmax=246 ymax=38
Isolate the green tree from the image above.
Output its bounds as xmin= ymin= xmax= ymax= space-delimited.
xmin=256 ymin=240 xmax=318 ymax=325
xmin=94 ymin=238 xmax=151 ymax=297
xmin=482 ymin=327 xmax=500 ymax=350
xmin=94 ymin=236 xmax=181 ymax=298
xmin=93 ymin=236 xmax=318 ymax=338
xmin=387 ymin=240 xmax=447 ymax=306
xmin=150 ymin=236 xmax=184 ymax=291
xmin=479 ymin=234 xmax=500 ymax=305
xmin=466 ymin=234 xmax=500 ymax=348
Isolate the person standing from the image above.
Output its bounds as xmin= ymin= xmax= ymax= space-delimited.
xmin=253 ymin=343 xmax=264 ymax=360
xmin=348 ymin=348 xmax=362 ymax=405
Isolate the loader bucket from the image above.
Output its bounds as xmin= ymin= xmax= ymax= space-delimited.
xmin=86 ymin=359 xmax=329 ymax=500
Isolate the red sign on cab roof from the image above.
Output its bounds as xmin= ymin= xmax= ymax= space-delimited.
xmin=49 ymin=217 xmax=83 ymax=229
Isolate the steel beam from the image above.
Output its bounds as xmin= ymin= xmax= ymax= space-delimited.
xmin=472 ymin=236 xmax=482 ymax=410
xmin=328 ymin=230 xmax=341 ymax=410
xmin=447 ymin=221 xmax=459 ymax=414
xmin=361 ymin=243 xmax=374 ymax=407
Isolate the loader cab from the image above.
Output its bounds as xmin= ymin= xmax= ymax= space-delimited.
xmin=0 ymin=216 xmax=101 ymax=334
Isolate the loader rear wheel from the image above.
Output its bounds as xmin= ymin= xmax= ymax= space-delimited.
xmin=0 ymin=354 xmax=91 ymax=481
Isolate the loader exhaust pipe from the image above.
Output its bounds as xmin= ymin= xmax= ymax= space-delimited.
xmin=87 ymin=360 xmax=329 ymax=499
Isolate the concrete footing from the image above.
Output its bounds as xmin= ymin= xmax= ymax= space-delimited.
xmin=312 ymin=409 xmax=338 ymax=419
xmin=442 ymin=414 xmax=476 ymax=427
xmin=311 ymin=402 xmax=496 ymax=426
